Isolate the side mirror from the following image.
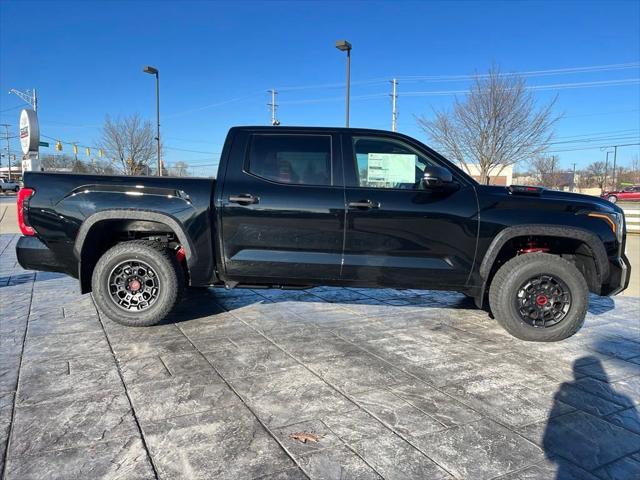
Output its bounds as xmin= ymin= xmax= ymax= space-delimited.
xmin=422 ymin=165 xmax=453 ymax=188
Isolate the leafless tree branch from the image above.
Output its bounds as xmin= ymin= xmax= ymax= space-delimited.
xmin=99 ymin=114 xmax=156 ymax=175
xmin=417 ymin=66 xmax=560 ymax=184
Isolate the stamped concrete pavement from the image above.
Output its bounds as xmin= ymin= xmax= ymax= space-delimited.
xmin=1 ymin=232 xmax=639 ymax=479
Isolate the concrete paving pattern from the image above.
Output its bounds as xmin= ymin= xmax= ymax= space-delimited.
xmin=1 ymin=232 xmax=639 ymax=479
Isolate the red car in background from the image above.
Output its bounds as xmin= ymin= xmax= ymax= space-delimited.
xmin=601 ymin=185 xmax=640 ymax=203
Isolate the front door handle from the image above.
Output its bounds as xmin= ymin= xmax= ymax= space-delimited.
xmin=348 ymin=200 xmax=380 ymax=209
xmin=229 ymin=194 xmax=259 ymax=205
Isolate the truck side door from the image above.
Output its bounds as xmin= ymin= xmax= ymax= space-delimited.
xmin=217 ymin=130 xmax=345 ymax=284
xmin=341 ymin=133 xmax=478 ymax=289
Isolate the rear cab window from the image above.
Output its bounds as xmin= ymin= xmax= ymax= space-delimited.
xmin=247 ymin=134 xmax=333 ymax=186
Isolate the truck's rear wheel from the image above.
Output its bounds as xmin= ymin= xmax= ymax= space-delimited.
xmin=489 ymin=252 xmax=588 ymax=341
xmin=92 ymin=240 xmax=183 ymax=327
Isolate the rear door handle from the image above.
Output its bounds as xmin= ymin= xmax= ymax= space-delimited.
xmin=229 ymin=194 xmax=259 ymax=205
xmin=348 ymin=200 xmax=380 ymax=209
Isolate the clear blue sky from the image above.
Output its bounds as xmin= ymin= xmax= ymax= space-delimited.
xmin=1 ymin=0 xmax=639 ymax=172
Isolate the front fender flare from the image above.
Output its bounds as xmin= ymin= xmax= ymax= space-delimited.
xmin=475 ymin=224 xmax=609 ymax=307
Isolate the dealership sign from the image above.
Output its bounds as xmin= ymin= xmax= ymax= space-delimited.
xmin=19 ymin=109 xmax=40 ymax=155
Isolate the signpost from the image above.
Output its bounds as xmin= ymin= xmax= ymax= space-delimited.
xmin=19 ymin=109 xmax=41 ymax=172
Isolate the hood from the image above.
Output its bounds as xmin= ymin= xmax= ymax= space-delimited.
xmin=476 ymin=185 xmax=621 ymax=214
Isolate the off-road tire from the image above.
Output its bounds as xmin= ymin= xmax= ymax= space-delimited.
xmin=92 ymin=240 xmax=184 ymax=327
xmin=607 ymin=195 xmax=618 ymax=203
xmin=489 ymin=252 xmax=588 ymax=341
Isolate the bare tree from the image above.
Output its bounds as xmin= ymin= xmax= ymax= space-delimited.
xmin=531 ymin=155 xmax=563 ymax=188
xmin=41 ymin=154 xmax=119 ymax=175
xmin=417 ymin=66 xmax=559 ymax=184
xmin=41 ymin=154 xmax=75 ymax=171
xmin=99 ymin=114 xmax=156 ymax=175
xmin=170 ymin=161 xmax=189 ymax=177
xmin=585 ymin=161 xmax=608 ymax=190
xmin=630 ymin=155 xmax=640 ymax=184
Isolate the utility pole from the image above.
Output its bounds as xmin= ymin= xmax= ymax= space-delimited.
xmin=267 ymin=89 xmax=280 ymax=126
xmin=8 ymin=88 xmax=37 ymax=111
xmin=0 ymin=124 xmax=12 ymax=181
xmin=601 ymin=143 xmax=633 ymax=190
xmin=390 ymin=79 xmax=398 ymax=132
xmin=572 ymin=163 xmax=577 ymax=192
xmin=604 ymin=151 xmax=611 ymax=191
xmin=612 ymin=145 xmax=618 ymax=190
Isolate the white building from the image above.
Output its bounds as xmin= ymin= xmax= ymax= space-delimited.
xmin=459 ymin=163 xmax=513 ymax=185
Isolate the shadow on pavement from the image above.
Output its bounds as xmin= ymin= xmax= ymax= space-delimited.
xmin=167 ymin=286 xmax=475 ymax=321
xmin=0 ymin=272 xmax=67 ymax=288
xmin=587 ymin=294 xmax=615 ymax=315
xmin=542 ymin=356 xmax=640 ymax=479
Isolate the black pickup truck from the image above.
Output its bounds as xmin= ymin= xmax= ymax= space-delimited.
xmin=16 ymin=126 xmax=630 ymax=341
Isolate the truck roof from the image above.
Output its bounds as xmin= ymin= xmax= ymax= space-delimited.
xmin=231 ymin=125 xmax=403 ymax=135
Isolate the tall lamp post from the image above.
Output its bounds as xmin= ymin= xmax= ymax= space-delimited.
xmin=335 ymin=40 xmax=352 ymax=127
xmin=143 ymin=66 xmax=161 ymax=176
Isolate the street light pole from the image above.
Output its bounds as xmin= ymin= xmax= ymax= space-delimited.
xmin=143 ymin=66 xmax=161 ymax=176
xmin=335 ymin=40 xmax=352 ymax=127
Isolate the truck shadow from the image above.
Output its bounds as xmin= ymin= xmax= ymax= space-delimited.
xmin=166 ymin=287 xmax=471 ymax=324
xmin=587 ymin=294 xmax=615 ymax=315
xmin=0 ymin=272 xmax=66 ymax=287
xmin=166 ymin=287 xmax=617 ymax=324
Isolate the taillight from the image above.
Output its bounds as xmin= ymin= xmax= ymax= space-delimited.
xmin=17 ymin=188 xmax=35 ymax=236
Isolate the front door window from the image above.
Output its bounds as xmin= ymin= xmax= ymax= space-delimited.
xmin=353 ymin=136 xmax=437 ymax=190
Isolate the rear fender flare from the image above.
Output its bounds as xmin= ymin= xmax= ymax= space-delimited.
xmin=74 ymin=209 xmax=197 ymax=291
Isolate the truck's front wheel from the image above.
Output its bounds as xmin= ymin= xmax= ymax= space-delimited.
xmin=489 ymin=252 xmax=588 ymax=341
xmin=92 ymin=240 xmax=183 ymax=327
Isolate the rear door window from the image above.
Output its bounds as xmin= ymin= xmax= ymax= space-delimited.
xmin=248 ymin=134 xmax=332 ymax=186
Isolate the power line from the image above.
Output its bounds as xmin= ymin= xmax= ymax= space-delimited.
xmin=0 ymin=104 xmax=24 ymax=113
xmin=401 ymin=78 xmax=640 ymax=97
xmin=277 ymin=77 xmax=388 ymax=92
xmin=163 ymin=92 xmax=263 ymax=119
xmin=164 ymin=146 xmax=219 ymax=155
xmin=40 ymin=133 xmax=218 ymax=157
xmin=274 ymin=62 xmax=639 ymax=92
xmin=134 ymin=62 xmax=640 ymax=123
xmin=561 ymin=108 xmax=640 ymax=119
xmin=547 ymin=142 xmax=640 ymax=153
xmin=163 ymin=136 xmax=222 ymax=146
xmin=397 ymin=61 xmax=639 ymax=82
xmin=550 ymin=135 xmax=640 ymax=146
xmin=280 ymin=93 xmax=387 ymax=105
xmin=278 ymin=78 xmax=640 ymax=105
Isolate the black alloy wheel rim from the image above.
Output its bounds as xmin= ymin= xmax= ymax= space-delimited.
xmin=107 ymin=259 xmax=160 ymax=311
xmin=515 ymin=274 xmax=572 ymax=327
